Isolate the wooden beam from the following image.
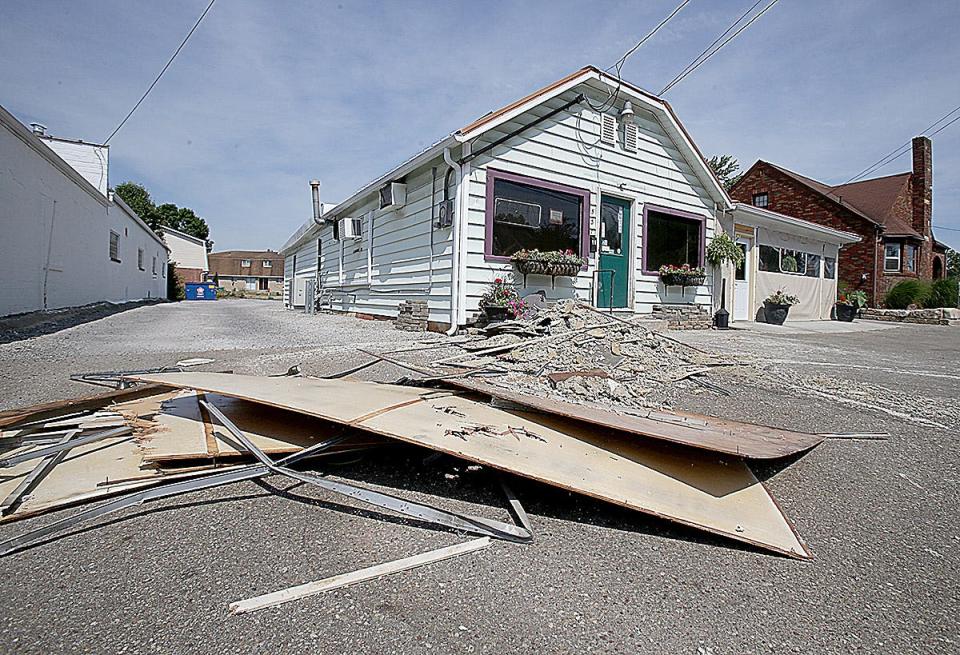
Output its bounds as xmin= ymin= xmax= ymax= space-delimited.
xmin=229 ymin=537 xmax=492 ymax=615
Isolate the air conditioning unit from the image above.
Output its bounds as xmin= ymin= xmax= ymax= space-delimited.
xmin=337 ymin=217 xmax=363 ymax=240
xmin=379 ymin=182 xmax=407 ymax=210
xmin=436 ymin=199 xmax=454 ymax=228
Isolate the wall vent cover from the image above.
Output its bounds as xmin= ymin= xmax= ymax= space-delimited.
xmin=600 ymin=114 xmax=617 ymax=146
xmin=624 ymin=122 xmax=639 ymax=153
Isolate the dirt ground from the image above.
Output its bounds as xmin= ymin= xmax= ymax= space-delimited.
xmin=0 ymin=299 xmax=956 ymax=654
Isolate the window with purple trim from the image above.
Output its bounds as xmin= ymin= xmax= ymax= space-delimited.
xmin=644 ymin=209 xmax=703 ymax=271
xmin=488 ymin=175 xmax=584 ymax=258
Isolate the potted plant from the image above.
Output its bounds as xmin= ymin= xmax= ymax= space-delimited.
xmin=706 ymin=231 xmax=745 ymax=268
xmin=480 ymin=278 xmax=526 ymax=323
xmin=510 ymin=249 xmax=584 ymax=278
xmin=658 ymin=263 xmax=706 ymax=288
xmin=762 ymin=288 xmax=799 ymax=325
xmin=835 ymin=288 xmax=867 ymax=322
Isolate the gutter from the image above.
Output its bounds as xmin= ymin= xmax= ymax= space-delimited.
xmin=443 ymin=147 xmax=462 ymax=335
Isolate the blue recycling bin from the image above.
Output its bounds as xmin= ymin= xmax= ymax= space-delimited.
xmin=185 ymin=282 xmax=217 ymax=301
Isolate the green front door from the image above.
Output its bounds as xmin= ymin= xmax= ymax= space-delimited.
xmin=598 ymin=196 xmax=631 ymax=308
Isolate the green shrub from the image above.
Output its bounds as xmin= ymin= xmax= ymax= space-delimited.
xmin=927 ymin=278 xmax=959 ymax=308
xmin=884 ymin=279 xmax=931 ymax=309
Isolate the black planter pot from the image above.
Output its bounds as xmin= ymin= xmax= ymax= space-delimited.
xmin=835 ymin=303 xmax=857 ymax=322
xmin=482 ymin=304 xmax=511 ymax=323
xmin=763 ymin=302 xmax=791 ymax=326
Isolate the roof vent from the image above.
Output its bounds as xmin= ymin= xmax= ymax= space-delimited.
xmin=600 ymin=114 xmax=617 ymax=146
xmin=623 ymin=122 xmax=639 ymax=153
xmin=30 ymin=122 xmax=47 ymax=137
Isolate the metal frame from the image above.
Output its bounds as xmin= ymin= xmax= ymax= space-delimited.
xmin=0 ymin=427 xmax=132 ymax=468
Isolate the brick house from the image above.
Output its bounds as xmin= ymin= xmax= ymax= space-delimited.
xmin=208 ymin=250 xmax=284 ymax=293
xmin=731 ymin=136 xmax=948 ymax=306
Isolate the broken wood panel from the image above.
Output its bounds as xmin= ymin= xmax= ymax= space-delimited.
xmin=445 ymin=379 xmax=823 ymax=459
xmin=132 ymin=373 xmax=809 ymax=558
xmin=0 ymin=384 xmax=170 ymax=430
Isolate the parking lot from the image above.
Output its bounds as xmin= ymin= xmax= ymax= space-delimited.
xmin=0 ymin=299 xmax=957 ymax=654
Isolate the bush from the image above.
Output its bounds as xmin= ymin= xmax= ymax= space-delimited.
xmin=884 ymin=279 xmax=931 ymax=309
xmin=927 ymin=278 xmax=959 ymax=309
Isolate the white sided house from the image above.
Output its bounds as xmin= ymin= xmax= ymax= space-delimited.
xmin=0 ymin=106 xmax=168 ymax=317
xmin=160 ymin=226 xmax=209 ymax=284
xmin=281 ymin=67 xmax=852 ymax=330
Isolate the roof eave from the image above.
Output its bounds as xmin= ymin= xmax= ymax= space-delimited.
xmin=732 ymin=203 xmax=861 ymax=244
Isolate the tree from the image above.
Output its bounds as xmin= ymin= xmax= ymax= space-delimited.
xmin=114 ymin=181 xmax=161 ymax=230
xmin=113 ymin=181 xmax=211 ymax=243
xmin=947 ymin=247 xmax=960 ymax=278
xmin=707 ymin=154 xmax=744 ymax=191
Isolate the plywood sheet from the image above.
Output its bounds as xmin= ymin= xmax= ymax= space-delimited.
xmin=133 ymin=373 xmax=809 ymax=558
xmin=445 ymin=379 xmax=823 ymax=459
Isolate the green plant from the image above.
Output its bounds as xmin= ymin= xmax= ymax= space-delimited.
xmin=765 ymin=288 xmax=799 ymax=306
xmin=510 ymin=249 xmax=584 ymax=266
xmin=884 ymin=279 xmax=931 ymax=309
xmin=927 ymin=278 xmax=959 ymax=308
xmin=480 ymin=278 xmax=526 ymax=317
xmin=706 ymin=231 xmax=744 ymax=267
xmin=837 ymin=288 xmax=867 ymax=309
xmin=780 ymin=254 xmax=798 ymax=273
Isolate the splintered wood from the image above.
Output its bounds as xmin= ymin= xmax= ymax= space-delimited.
xmin=133 ymin=373 xmax=812 ymax=558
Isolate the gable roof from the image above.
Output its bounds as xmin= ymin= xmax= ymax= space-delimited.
xmin=753 ymin=161 xmax=920 ymax=238
xmin=282 ymin=66 xmax=729 ymax=254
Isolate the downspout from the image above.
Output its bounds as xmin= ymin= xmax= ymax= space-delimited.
xmin=443 ymin=147 xmax=462 ymax=335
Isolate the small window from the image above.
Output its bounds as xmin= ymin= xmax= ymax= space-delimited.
xmin=109 ymin=231 xmax=120 ymax=262
xmin=779 ymin=249 xmax=805 ymax=275
xmin=804 ymin=253 xmax=821 ymax=278
xmin=645 ymin=209 xmax=703 ymax=272
xmin=758 ymin=245 xmax=780 ymax=272
xmin=824 ymin=257 xmax=836 ymax=279
xmin=734 ymin=243 xmax=748 ymax=281
xmin=884 ymin=242 xmax=901 ymax=272
xmin=600 ymin=114 xmax=617 ymax=146
xmin=262 ymin=260 xmax=272 ymax=268
xmin=488 ymin=175 xmax=585 ymax=258
xmin=241 ymin=259 xmax=252 ymax=267
xmin=152 ymin=256 xmax=157 ymax=275
xmin=752 ymin=193 xmax=769 ymax=208
xmin=138 ymin=248 xmax=144 ymax=271
xmin=162 ymin=261 xmax=166 ymax=278
xmin=905 ymin=244 xmax=918 ymax=273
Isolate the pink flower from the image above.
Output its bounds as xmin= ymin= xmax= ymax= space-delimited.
xmin=494 ymin=277 xmax=502 ymax=284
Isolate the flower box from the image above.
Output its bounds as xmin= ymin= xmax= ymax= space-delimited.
xmin=514 ymin=259 xmax=581 ymax=278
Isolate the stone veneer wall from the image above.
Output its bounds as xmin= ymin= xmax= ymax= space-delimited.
xmin=651 ymin=304 xmax=712 ymax=330
xmin=861 ymin=307 xmax=959 ymax=325
xmin=395 ymin=299 xmax=429 ymax=331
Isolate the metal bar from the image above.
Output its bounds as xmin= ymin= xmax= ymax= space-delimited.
xmin=0 ymin=427 xmax=132 ymax=468
xmin=0 ymin=430 xmax=80 ymax=515
xmin=0 ymin=436 xmax=350 ymax=557
xmin=500 ymin=478 xmax=532 ymax=534
xmin=202 ymin=401 xmax=531 ymax=543
xmin=322 ymin=358 xmax=382 ymax=379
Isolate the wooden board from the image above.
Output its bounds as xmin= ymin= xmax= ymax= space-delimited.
xmin=445 ymin=379 xmax=823 ymax=459
xmin=0 ymin=384 xmax=170 ymax=430
xmin=133 ymin=373 xmax=810 ymax=558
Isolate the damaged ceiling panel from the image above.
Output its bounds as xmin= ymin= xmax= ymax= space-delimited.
xmin=131 ymin=372 xmax=810 ymax=558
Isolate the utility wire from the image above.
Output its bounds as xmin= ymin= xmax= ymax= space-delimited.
xmin=843 ymin=106 xmax=960 ymax=184
xmin=587 ymin=0 xmax=691 ymax=113
xmin=104 ymin=0 xmax=217 ymax=144
xmin=658 ymin=0 xmax=763 ymax=96
xmin=934 ymin=225 xmax=960 ymax=232
xmin=659 ymin=0 xmax=780 ymax=95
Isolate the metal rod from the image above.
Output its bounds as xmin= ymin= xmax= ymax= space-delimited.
xmin=0 ymin=427 xmax=132 ymax=468
xmin=0 ymin=430 xmax=80 ymax=515
xmin=202 ymin=401 xmax=530 ymax=543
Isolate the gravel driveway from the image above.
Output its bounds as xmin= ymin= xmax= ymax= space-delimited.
xmin=0 ymin=299 xmax=956 ymax=654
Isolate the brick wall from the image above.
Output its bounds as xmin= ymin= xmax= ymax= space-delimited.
xmin=731 ymin=164 xmax=882 ymax=304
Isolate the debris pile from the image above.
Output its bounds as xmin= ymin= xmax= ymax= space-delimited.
xmin=434 ymin=300 xmax=734 ymax=408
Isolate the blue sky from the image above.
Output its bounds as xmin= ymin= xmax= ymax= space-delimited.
xmin=2 ymin=0 xmax=959 ymax=251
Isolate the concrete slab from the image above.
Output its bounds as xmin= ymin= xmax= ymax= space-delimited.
xmin=727 ymin=319 xmax=900 ymax=335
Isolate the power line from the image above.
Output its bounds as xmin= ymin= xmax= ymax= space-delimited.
xmin=934 ymin=225 xmax=960 ymax=233
xmin=104 ymin=0 xmax=218 ymax=144
xmin=587 ymin=0 xmax=691 ymax=113
xmin=843 ymin=106 xmax=960 ymax=184
xmin=659 ymin=0 xmax=781 ymax=95
xmin=658 ymin=0 xmax=763 ymax=96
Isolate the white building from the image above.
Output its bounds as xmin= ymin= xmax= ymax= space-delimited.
xmin=0 ymin=105 xmax=168 ymax=317
xmin=282 ymin=67 xmax=856 ymax=329
xmin=160 ymin=226 xmax=209 ymax=283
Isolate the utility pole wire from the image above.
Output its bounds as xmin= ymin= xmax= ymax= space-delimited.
xmin=104 ymin=0 xmax=218 ymax=144
xmin=659 ymin=0 xmax=781 ymax=96
xmin=843 ymin=105 xmax=960 ymax=184
xmin=658 ymin=0 xmax=764 ymax=96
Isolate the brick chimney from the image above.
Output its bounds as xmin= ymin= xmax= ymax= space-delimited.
xmin=911 ymin=136 xmax=932 ymax=236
